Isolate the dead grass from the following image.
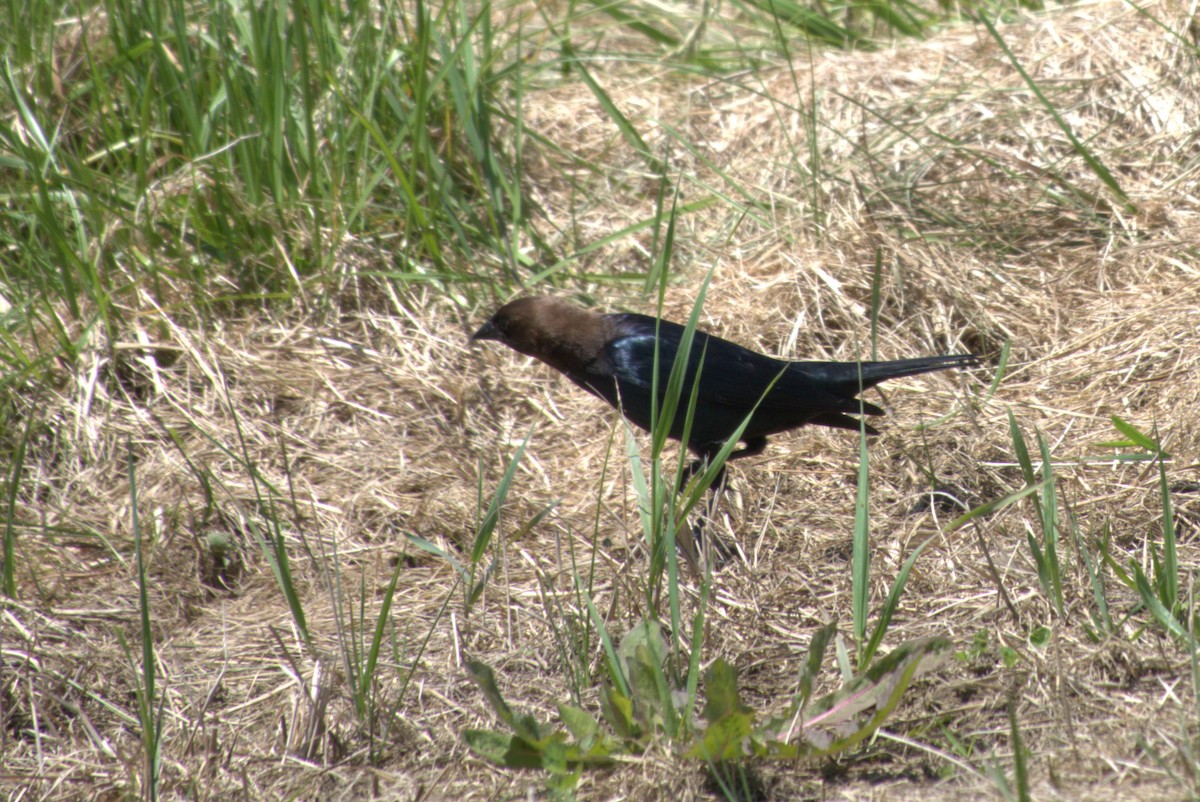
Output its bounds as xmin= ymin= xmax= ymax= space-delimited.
xmin=5 ymin=0 xmax=1200 ymax=798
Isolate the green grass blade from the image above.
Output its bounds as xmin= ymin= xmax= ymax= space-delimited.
xmin=128 ymin=440 xmax=160 ymax=800
xmin=1111 ymin=415 xmax=1165 ymax=455
xmin=355 ymin=557 xmax=405 ymax=719
xmin=575 ymin=0 xmax=681 ymax=48
xmin=946 ymin=484 xmax=1040 ymax=532
xmin=564 ymin=43 xmax=662 ymax=174
xmin=852 ymin=420 xmax=871 ymax=655
xmin=1036 ymin=432 xmax=1064 ymax=616
xmin=1156 ymin=452 xmax=1178 ymax=613
xmin=1132 ymin=561 xmax=1190 ymax=643
xmin=1008 ymin=409 xmax=1035 ymax=485
xmin=1008 ymin=696 xmax=1032 ymax=802
xmin=862 ymin=535 xmax=936 ymax=665
xmin=1 ymin=407 xmax=33 ymax=598
xmin=977 ymin=13 xmax=1135 ymax=214
xmin=472 ymin=427 xmax=533 ymax=564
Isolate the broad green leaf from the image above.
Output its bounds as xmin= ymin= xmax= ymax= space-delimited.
xmin=688 ymin=710 xmax=754 ymax=761
xmin=702 ymin=659 xmax=747 ymax=723
xmin=601 ymin=686 xmax=638 ymax=740
xmin=462 ymin=729 xmax=542 ymax=768
xmin=558 ymin=703 xmax=600 ymax=746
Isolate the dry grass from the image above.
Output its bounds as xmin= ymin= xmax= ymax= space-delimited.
xmin=5 ymin=0 xmax=1200 ymax=799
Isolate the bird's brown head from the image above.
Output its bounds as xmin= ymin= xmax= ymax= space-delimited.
xmin=472 ymin=296 xmax=611 ymax=373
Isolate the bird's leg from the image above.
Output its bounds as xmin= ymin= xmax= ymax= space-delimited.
xmin=680 ymin=456 xmax=708 ymax=485
xmin=695 ymin=467 xmax=740 ymax=568
xmin=683 ymin=437 xmax=768 ymax=567
xmin=681 ymin=458 xmax=725 ymax=492
xmin=680 ymin=436 xmax=765 ymax=489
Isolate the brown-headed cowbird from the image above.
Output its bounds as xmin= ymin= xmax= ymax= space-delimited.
xmin=473 ymin=296 xmax=979 ymax=479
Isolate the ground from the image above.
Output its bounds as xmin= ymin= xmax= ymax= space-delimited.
xmin=4 ymin=0 xmax=1200 ymax=799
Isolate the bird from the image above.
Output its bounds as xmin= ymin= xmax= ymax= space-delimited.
xmin=471 ymin=296 xmax=979 ymax=485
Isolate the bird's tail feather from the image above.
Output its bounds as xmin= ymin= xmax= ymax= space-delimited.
xmin=857 ymin=354 xmax=980 ymax=385
xmin=793 ymin=354 xmax=980 ymax=399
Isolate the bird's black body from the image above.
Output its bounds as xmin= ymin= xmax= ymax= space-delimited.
xmin=571 ymin=312 xmax=976 ymax=460
xmin=472 ymin=296 xmax=979 ymax=468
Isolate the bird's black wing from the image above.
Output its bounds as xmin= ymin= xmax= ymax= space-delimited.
xmin=602 ymin=313 xmax=870 ymax=417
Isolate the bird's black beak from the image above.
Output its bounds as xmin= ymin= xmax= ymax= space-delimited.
xmin=471 ymin=319 xmax=501 ymax=343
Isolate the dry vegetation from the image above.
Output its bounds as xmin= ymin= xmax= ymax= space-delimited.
xmin=5 ymin=0 xmax=1200 ymax=799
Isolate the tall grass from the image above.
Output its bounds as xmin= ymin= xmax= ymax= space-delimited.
xmin=0 ymin=0 xmax=541 ymax=379
xmin=0 ymin=0 xmax=1056 ymax=361
xmin=123 ymin=440 xmax=162 ymax=800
